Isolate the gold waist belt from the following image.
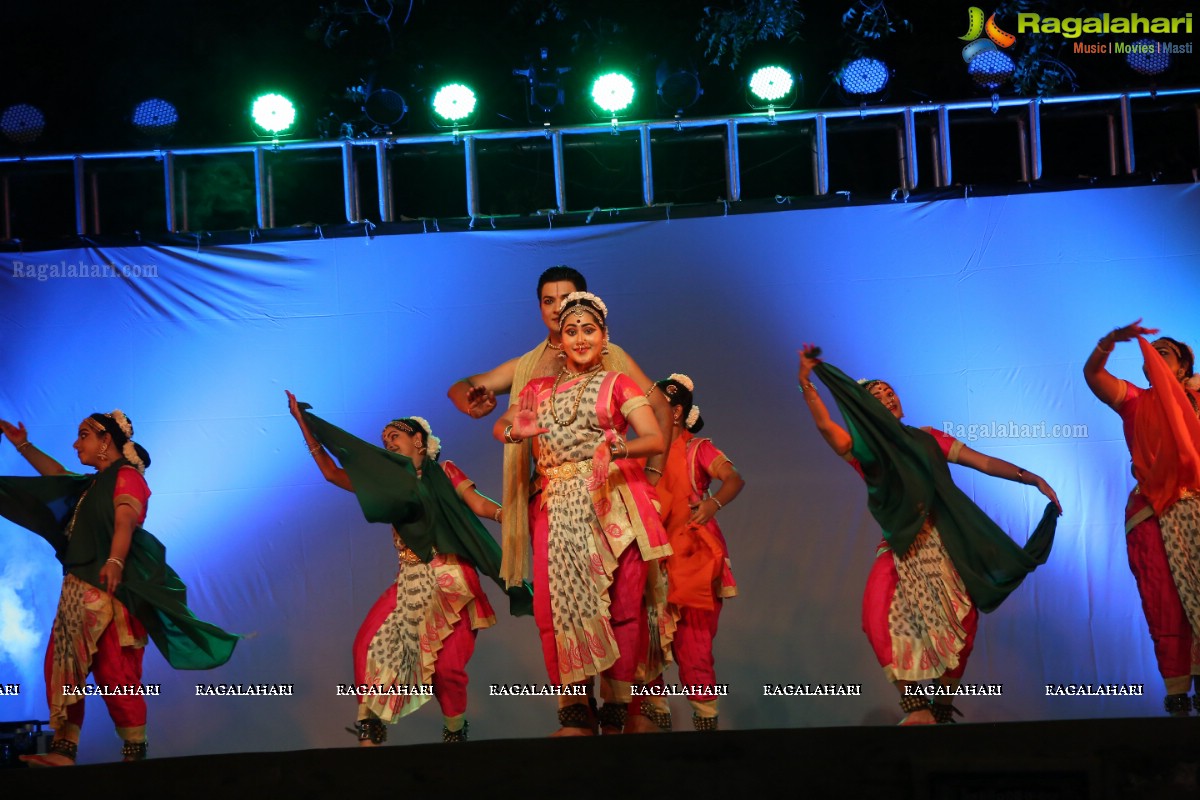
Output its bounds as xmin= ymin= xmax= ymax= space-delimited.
xmin=540 ymin=458 xmax=595 ymax=482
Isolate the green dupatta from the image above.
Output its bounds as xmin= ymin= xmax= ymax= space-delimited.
xmin=814 ymin=362 xmax=1058 ymax=613
xmin=0 ymin=460 xmax=240 ymax=669
xmin=300 ymin=407 xmax=534 ymax=617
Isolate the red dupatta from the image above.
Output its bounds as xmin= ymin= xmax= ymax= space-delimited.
xmin=1131 ymin=336 xmax=1200 ymax=515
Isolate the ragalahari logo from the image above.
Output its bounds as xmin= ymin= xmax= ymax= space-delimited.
xmin=960 ymin=7 xmax=1017 ymax=63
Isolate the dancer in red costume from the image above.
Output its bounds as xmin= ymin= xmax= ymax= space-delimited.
xmin=1083 ymin=320 xmax=1200 ymax=715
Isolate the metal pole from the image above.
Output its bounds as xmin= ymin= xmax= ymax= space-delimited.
xmin=1 ymin=175 xmax=9 ymax=241
xmin=89 ymin=171 xmax=100 ymax=234
xmin=342 ymin=140 xmax=359 ymax=223
xmin=254 ymin=147 xmax=268 ymax=228
xmin=937 ymin=105 xmax=952 ymax=187
xmin=464 ymin=135 xmax=480 ymax=219
xmin=902 ymin=107 xmax=918 ymax=190
xmin=374 ymin=140 xmax=392 ymax=223
xmin=73 ymin=156 xmax=86 ymax=235
xmin=1027 ymin=100 xmax=1043 ymax=182
xmin=552 ymin=130 xmax=567 ymax=214
xmin=163 ymin=151 xmax=176 ymax=232
xmin=813 ymin=114 xmax=828 ymax=196
xmin=724 ymin=119 xmax=741 ymax=202
xmin=1016 ymin=117 xmax=1030 ymax=183
xmin=640 ymin=123 xmax=654 ymax=206
xmin=1119 ymin=93 xmax=1135 ymax=174
xmin=180 ymin=167 xmax=189 ymax=233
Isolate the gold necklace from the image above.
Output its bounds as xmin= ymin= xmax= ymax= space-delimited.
xmin=546 ymin=338 xmax=563 ymax=351
xmin=550 ymin=364 xmax=603 ymax=427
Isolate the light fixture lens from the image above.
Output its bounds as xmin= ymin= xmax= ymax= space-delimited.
xmin=967 ymin=50 xmax=1015 ymax=91
xmin=132 ymin=98 xmax=179 ymax=137
xmin=1 ymin=103 xmax=46 ymax=144
xmin=749 ymin=66 xmax=794 ymax=103
xmin=252 ymin=93 xmax=296 ymax=134
xmin=432 ymin=84 xmax=477 ymax=123
xmin=1126 ymin=38 xmax=1170 ymax=76
xmin=591 ymin=72 xmax=635 ymax=114
xmin=838 ymin=58 xmax=890 ymax=96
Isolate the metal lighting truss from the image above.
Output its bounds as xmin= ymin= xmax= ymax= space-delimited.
xmin=1 ymin=87 xmax=1197 ymax=238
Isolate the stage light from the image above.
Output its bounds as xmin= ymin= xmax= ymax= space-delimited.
xmin=251 ymin=93 xmax=297 ymax=136
xmin=837 ymin=57 xmax=890 ymax=100
xmin=746 ymin=65 xmax=798 ymax=120
xmin=431 ymin=83 xmax=477 ymax=126
xmin=515 ymin=48 xmax=570 ymax=122
xmin=1126 ymin=39 xmax=1170 ymax=76
xmin=363 ymin=88 xmax=408 ymax=129
xmin=590 ymin=72 xmax=636 ymax=116
xmin=1 ymin=103 xmax=46 ymax=145
xmin=131 ymin=98 xmax=179 ymax=140
xmin=967 ymin=49 xmax=1015 ymax=92
xmin=656 ymin=61 xmax=702 ymax=116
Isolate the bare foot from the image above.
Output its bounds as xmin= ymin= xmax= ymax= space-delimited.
xmin=550 ymin=726 xmax=595 ymax=737
xmin=624 ymin=714 xmax=668 ymax=733
xmin=899 ymin=709 xmax=936 ymax=726
xmin=20 ymin=753 xmax=75 ymax=767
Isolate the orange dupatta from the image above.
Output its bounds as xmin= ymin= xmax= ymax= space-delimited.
xmin=1131 ymin=336 xmax=1200 ymax=515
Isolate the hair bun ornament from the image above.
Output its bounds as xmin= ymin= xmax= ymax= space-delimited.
xmin=668 ymin=373 xmax=694 ymax=392
xmin=856 ymin=378 xmax=871 ymax=386
xmin=686 ymin=405 xmax=701 ymax=428
xmin=1186 ymin=375 xmax=1200 ymax=392
xmin=110 ymin=409 xmax=134 ymax=439
xmin=408 ymin=416 xmax=441 ymax=459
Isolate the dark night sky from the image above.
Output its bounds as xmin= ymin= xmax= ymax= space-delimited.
xmin=4 ymin=1 xmax=1196 ymax=154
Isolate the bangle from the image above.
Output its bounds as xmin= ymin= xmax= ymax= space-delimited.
xmin=610 ymin=438 xmax=628 ymax=458
xmin=503 ymin=424 xmax=521 ymax=444
xmin=1095 ymin=338 xmax=1114 ymax=354
xmin=492 ymin=506 xmax=502 ymax=523
xmin=709 ymin=496 xmax=723 ymax=510
xmin=1016 ymin=468 xmax=1026 ymax=484
xmin=798 ymin=381 xmax=815 ymax=394
xmin=16 ymin=441 xmax=32 ymax=451
xmin=307 ymin=442 xmax=322 ymax=455
xmin=644 ymin=466 xmax=662 ymax=477
xmin=106 ymin=557 xmax=125 ymax=570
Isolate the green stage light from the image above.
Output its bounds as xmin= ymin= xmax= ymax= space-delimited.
xmin=251 ymin=93 xmax=296 ymax=135
xmin=748 ymin=66 xmax=794 ymax=104
xmin=590 ymin=72 xmax=635 ymax=115
xmin=432 ymin=84 xmax=477 ymax=124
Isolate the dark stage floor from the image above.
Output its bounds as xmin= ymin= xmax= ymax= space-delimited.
xmin=3 ymin=717 xmax=1198 ymax=799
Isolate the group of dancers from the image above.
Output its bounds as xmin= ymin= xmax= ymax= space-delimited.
xmin=2 ymin=264 xmax=1198 ymax=765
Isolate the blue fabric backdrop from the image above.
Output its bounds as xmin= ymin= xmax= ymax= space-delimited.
xmin=2 ymin=183 xmax=1198 ymax=758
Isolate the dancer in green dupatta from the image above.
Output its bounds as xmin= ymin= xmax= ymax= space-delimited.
xmin=797 ymin=347 xmax=1060 ymax=725
xmin=0 ymin=412 xmax=238 ymax=766
xmin=286 ymin=391 xmax=531 ymax=744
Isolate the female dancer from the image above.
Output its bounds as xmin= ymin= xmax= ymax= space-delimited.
xmin=1083 ymin=321 xmax=1200 ymax=715
xmin=797 ymin=347 xmax=1059 ymax=724
xmin=494 ymin=291 xmax=669 ymax=735
xmin=0 ymin=412 xmax=238 ymax=765
xmin=287 ymin=392 xmax=529 ymax=743
xmin=649 ymin=373 xmax=743 ymax=731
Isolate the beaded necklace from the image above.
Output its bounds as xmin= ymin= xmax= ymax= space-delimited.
xmin=549 ymin=364 xmax=604 ymax=427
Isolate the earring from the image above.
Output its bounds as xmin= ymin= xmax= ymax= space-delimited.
xmin=601 ymin=342 xmax=610 ymax=356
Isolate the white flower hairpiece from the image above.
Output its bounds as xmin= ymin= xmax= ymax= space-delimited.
xmin=686 ymin=405 xmax=701 ymax=429
xmin=110 ymin=409 xmax=134 ymax=439
xmin=108 ymin=410 xmax=145 ymax=473
xmin=668 ymin=373 xmax=694 ymax=392
xmin=1186 ymin=375 xmax=1200 ymax=392
xmin=558 ymin=291 xmax=608 ymax=320
xmin=856 ymin=378 xmax=870 ymax=386
xmin=409 ymin=416 xmax=441 ymax=459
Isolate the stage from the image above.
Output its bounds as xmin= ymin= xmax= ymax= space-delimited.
xmin=3 ymin=717 xmax=1197 ymax=799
